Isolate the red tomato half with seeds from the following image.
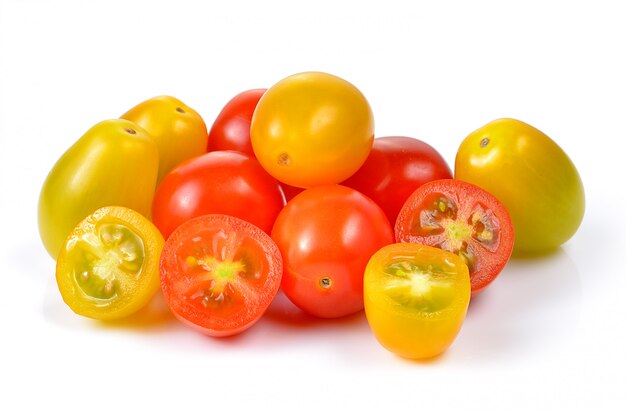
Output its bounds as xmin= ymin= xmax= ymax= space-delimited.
xmin=160 ymin=214 xmax=283 ymax=337
xmin=395 ymin=179 xmax=514 ymax=294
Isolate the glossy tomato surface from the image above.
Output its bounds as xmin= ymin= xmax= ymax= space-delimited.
xmin=160 ymin=214 xmax=282 ymax=336
xmin=271 ymin=185 xmax=394 ymax=318
xmin=395 ymin=179 xmax=514 ymax=294
xmin=56 ymin=206 xmax=164 ymax=320
xmin=152 ymin=151 xmax=285 ymax=239
xmin=455 ymin=118 xmax=584 ymax=255
xmin=250 ymin=72 xmax=374 ymax=188
xmin=342 ymin=136 xmax=452 ymax=226
xmin=39 ymin=119 xmax=159 ymax=258
xmin=364 ymin=243 xmax=470 ymax=359
xmin=207 ymin=88 xmax=266 ymax=157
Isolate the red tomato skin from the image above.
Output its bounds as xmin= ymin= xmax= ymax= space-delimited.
xmin=271 ymin=185 xmax=394 ymax=318
xmin=207 ymin=89 xmax=266 ymax=156
xmin=152 ymin=151 xmax=284 ymax=239
xmin=342 ymin=136 xmax=452 ymax=226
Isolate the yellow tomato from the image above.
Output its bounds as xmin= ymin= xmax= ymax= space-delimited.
xmin=121 ymin=95 xmax=208 ymax=182
xmin=56 ymin=206 xmax=164 ymax=320
xmin=364 ymin=243 xmax=470 ymax=360
xmin=250 ymin=72 xmax=374 ymax=188
xmin=455 ymin=118 xmax=585 ymax=255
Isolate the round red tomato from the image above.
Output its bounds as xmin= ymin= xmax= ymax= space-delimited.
xmin=271 ymin=185 xmax=394 ymax=318
xmin=395 ymin=179 xmax=514 ymax=294
xmin=160 ymin=214 xmax=283 ymax=336
xmin=342 ymin=136 xmax=452 ymax=226
xmin=152 ymin=151 xmax=284 ymax=239
xmin=207 ymin=89 xmax=266 ymax=157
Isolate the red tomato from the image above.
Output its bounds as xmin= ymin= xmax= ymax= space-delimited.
xmin=395 ymin=179 xmax=514 ymax=294
xmin=342 ymin=136 xmax=452 ymax=226
xmin=152 ymin=151 xmax=284 ymax=239
xmin=207 ymin=89 xmax=266 ymax=156
xmin=160 ymin=214 xmax=282 ymax=336
xmin=271 ymin=185 xmax=394 ymax=318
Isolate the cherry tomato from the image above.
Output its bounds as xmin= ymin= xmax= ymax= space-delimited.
xmin=152 ymin=151 xmax=284 ymax=239
xmin=250 ymin=72 xmax=374 ymax=188
xmin=455 ymin=118 xmax=584 ymax=255
xmin=207 ymin=88 xmax=266 ymax=157
xmin=271 ymin=185 xmax=394 ymax=318
xmin=121 ymin=95 xmax=208 ymax=182
xmin=342 ymin=136 xmax=452 ymax=226
xmin=364 ymin=243 xmax=470 ymax=360
xmin=39 ymin=119 xmax=159 ymax=258
xmin=395 ymin=179 xmax=514 ymax=294
xmin=160 ymin=214 xmax=282 ymax=336
xmin=56 ymin=206 xmax=164 ymax=320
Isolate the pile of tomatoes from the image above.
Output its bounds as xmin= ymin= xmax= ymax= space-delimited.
xmin=38 ymin=71 xmax=585 ymax=360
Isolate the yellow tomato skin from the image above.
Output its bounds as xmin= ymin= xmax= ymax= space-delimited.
xmin=250 ymin=72 xmax=374 ymax=188
xmin=455 ymin=118 xmax=585 ymax=255
xmin=364 ymin=243 xmax=470 ymax=360
xmin=38 ymin=119 xmax=158 ymax=259
xmin=121 ymin=95 xmax=208 ymax=182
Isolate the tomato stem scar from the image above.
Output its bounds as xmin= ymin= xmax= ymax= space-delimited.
xmin=176 ymin=107 xmax=185 ymax=113
xmin=278 ymin=152 xmax=291 ymax=166
xmin=480 ymin=138 xmax=490 ymax=148
xmin=124 ymin=127 xmax=136 ymax=135
xmin=319 ymin=277 xmax=332 ymax=289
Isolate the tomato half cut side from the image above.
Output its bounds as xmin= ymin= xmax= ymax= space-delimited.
xmin=160 ymin=214 xmax=283 ymax=337
xmin=395 ymin=179 xmax=514 ymax=294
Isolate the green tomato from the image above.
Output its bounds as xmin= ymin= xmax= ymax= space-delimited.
xmin=38 ymin=119 xmax=159 ymax=259
xmin=454 ymin=118 xmax=584 ymax=255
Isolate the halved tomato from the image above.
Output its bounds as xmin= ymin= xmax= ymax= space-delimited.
xmin=159 ymin=214 xmax=282 ymax=337
xmin=395 ymin=179 xmax=514 ymax=294
xmin=56 ymin=206 xmax=164 ymax=320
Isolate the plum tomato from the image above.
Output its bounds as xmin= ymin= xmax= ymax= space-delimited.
xmin=152 ymin=151 xmax=285 ymax=239
xmin=364 ymin=243 xmax=470 ymax=359
xmin=121 ymin=95 xmax=208 ymax=183
xmin=250 ymin=72 xmax=374 ymax=188
xmin=455 ymin=118 xmax=584 ymax=255
xmin=342 ymin=136 xmax=452 ymax=226
xmin=160 ymin=214 xmax=282 ymax=337
xmin=207 ymin=89 xmax=266 ymax=157
xmin=56 ymin=206 xmax=164 ymax=320
xmin=395 ymin=179 xmax=514 ymax=294
xmin=271 ymin=185 xmax=394 ymax=318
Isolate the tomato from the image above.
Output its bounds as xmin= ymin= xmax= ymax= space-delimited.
xmin=395 ymin=179 xmax=514 ymax=294
xmin=160 ymin=214 xmax=282 ymax=336
xmin=271 ymin=185 xmax=394 ymax=318
xmin=207 ymin=88 xmax=266 ymax=157
xmin=455 ymin=118 xmax=585 ymax=255
xmin=364 ymin=243 xmax=470 ymax=359
xmin=342 ymin=136 xmax=452 ymax=226
xmin=56 ymin=207 xmax=164 ymax=320
xmin=121 ymin=95 xmax=208 ymax=182
xmin=39 ymin=119 xmax=159 ymax=258
xmin=250 ymin=71 xmax=374 ymax=188
xmin=152 ymin=151 xmax=284 ymax=239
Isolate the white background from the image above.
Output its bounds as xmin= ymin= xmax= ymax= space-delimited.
xmin=1 ymin=0 xmax=625 ymax=410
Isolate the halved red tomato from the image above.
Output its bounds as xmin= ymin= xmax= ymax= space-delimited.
xmin=160 ymin=214 xmax=282 ymax=337
xmin=395 ymin=179 xmax=514 ymax=294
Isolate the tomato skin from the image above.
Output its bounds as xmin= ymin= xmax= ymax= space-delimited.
xmin=207 ymin=89 xmax=266 ymax=157
xmin=271 ymin=185 xmax=394 ymax=318
xmin=455 ymin=118 xmax=584 ymax=255
xmin=152 ymin=151 xmax=284 ymax=239
xmin=39 ymin=119 xmax=159 ymax=259
xmin=364 ymin=243 xmax=470 ymax=359
xmin=250 ymin=71 xmax=374 ymax=188
xmin=342 ymin=136 xmax=452 ymax=226
xmin=121 ymin=95 xmax=208 ymax=183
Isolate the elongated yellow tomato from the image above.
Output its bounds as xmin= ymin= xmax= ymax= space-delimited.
xmin=455 ymin=118 xmax=584 ymax=255
xmin=250 ymin=72 xmax=374 ymax=188
xmin=121 ymin=95 xmax=208 ymax=182
xmin=56 ymin=207 xmax=164 ymax=320
xmin=364 ymin=243 xmax=470 ymax=360
xmin=38 ymin=119 xmax=158 ymax=258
